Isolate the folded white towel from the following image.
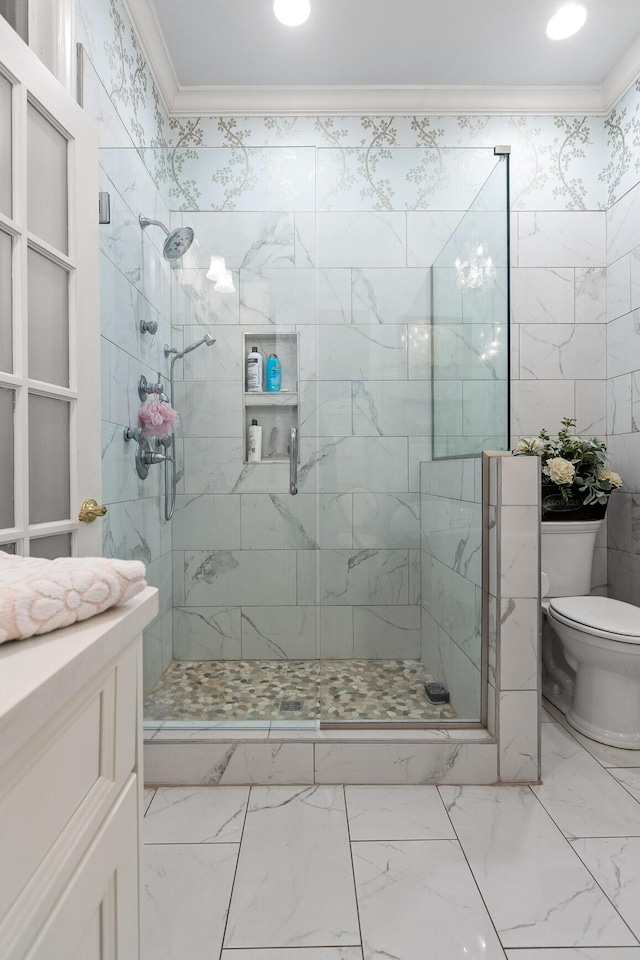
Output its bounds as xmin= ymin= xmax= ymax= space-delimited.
xmin=0 ymin=552 xmax=147 ymax=643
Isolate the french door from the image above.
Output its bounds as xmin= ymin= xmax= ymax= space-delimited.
xmin=0 ymin=16 xmax=102 ymax=558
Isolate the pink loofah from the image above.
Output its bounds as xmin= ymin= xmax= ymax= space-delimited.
xmin=139 ymin=399 xmax=180 ymax=436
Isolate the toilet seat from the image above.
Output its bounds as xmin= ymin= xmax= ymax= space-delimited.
xmin=548 ymin=596 xmax=640 ymax=645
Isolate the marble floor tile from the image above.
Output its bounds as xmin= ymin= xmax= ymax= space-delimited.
xmin=221 ymin=952 xmax=363 ymax=960
xmin=532 ymin=725 xmax=640 ymax=838
xmin=505 ymin=951 xmax=640 ymax=959
xmin=611 ymin=768 xmax=640 ymax=803
xmin=143 ymin=786 xmax=249 ymax=844
xmin=544 ymin=701 xmax=640 ymax=768
xmin=440 ymin=785 xmax=635 ymax=949
xmin=224 ymin=786 xmax=360 ymax=949
xmin=143 ymin=787 xmax=156 ymax=814
xmin=345 ymin=785 xmax=455 ymax=840
xmin=352 ymin=839 xmax=505 ymax=960
xmin=572 ymin=836 xmax=640 ymax=939
xmin=143 ymin=843 xmax=238 ymax=960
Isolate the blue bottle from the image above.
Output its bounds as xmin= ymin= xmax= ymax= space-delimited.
xmin=265 ymin=353 xmax=282 ymax=392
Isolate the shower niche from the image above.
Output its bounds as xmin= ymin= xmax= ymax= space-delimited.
xmin=243 ymin=331 xmax=299 ymax=463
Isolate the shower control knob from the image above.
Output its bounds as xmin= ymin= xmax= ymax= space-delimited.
xmin=156 ymin=434 xmax=173 ymax=449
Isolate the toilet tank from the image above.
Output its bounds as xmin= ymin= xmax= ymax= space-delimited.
xmin=541 ymin=520 xmax=603 ymax=597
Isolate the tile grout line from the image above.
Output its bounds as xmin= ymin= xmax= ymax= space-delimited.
xmin=217 ymin=786 xmax=253 ymax=960
xmin=343 ymin=785 xmax=365 ymax=957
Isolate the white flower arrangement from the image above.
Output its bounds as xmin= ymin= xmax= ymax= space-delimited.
xmin=513 ymin=417 xmax=622 ymax=507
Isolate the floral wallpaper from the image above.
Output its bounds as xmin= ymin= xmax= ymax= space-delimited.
xmin=75 ymin=0 xmax=640 ymax=213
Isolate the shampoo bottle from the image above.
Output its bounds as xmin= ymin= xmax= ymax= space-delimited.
xmin=246 ymin=345 xmax=263 ymax=392
xmin=247 ymin=419 xmax=262 ymax=462
xmin=265 ymin=353 xmax=282 ymax=392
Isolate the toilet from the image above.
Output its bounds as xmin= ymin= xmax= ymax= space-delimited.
xmin=542 ymin=520 xmax=640 ymax=749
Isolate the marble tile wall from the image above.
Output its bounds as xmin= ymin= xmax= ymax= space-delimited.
xmin=605 ymin=176 xmax=640 ymax=604
xmin=420 ymin=458 xmax=483 ymax=719
xmin=79 ymin=50 xmax=176 ymax=695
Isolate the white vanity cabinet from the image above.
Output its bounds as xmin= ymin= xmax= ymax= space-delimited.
xmin=0 ymin=587 xmax=158 ymax=960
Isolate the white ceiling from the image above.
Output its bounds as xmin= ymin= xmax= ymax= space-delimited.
xmin=151 ymin=0 xmax=640 ymax=88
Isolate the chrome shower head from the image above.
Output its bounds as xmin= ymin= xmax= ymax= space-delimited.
xmin=164 ymin=333 xmax=216 ymax=361
xmin=139 ymin=214 xmax=195 ymax=262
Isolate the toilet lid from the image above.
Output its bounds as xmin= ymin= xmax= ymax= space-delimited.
xmin=548 ymin=596 xmax=640 ymax=640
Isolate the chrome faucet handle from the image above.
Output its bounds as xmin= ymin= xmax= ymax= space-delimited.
xmin=138 ymin=374 xmax=166 ymax=402
xmin=156 ymin=435 xmax=173 ymax=449
xmin=123 ymin=426 xmax=143 ymax=442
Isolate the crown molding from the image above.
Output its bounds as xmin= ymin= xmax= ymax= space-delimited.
xmin=170 ymin=83 xmax=607 ymax=117
xmin=125 ymin=0 xmax=640 ymax=118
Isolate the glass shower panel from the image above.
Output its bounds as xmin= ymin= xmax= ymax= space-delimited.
xmin=432 ymin=157 xmax=510 ymax=459
xmin=0 ymin=73 xmax=11 ymax=217
xmin=27 ymin=102 xmax=68 ymax=254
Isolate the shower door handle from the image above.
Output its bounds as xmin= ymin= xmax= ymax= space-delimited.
xmin=289 ymin=426 xmax=298 ymax=496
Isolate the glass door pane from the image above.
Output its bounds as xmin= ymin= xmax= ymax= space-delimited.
xmin=27 ymin=247 xmax=69 ymax=386
xmin=0 ymin=72 xmax=11 ymax=217
xmin=27 ymin=101 xmax=68 ymax=253
xmin=0 ymin=386 xmax=14 ymax=527
xmin=29 ymin=394 xmax=70 ymax=523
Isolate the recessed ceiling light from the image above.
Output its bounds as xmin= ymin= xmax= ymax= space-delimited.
xmin=546 ymin=3 xmax=587 ymax=40
xmin=273 ymin=0 xmax=311 ymax=26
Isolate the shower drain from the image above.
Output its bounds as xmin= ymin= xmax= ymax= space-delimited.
xmin=280 ymin=700 xmax=304 ymax=712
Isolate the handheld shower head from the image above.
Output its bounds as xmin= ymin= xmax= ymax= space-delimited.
xmin=164 ymin=333 xmax=216 ymax=361
xmin=139 ymin=214 xmax=195 ymax=262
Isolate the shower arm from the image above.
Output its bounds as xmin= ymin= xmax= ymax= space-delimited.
xmin=138 ymin=215 xmax=169 ymax=236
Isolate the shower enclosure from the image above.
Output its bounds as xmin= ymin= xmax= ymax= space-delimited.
xmin=101 ymin=142 xmax=509 ymax=731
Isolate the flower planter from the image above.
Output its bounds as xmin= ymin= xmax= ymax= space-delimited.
xmin=541 ymin=483 xmax=607 ymax=523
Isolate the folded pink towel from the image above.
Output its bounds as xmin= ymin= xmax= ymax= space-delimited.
xmin=0 ymin=552 xmax=147 ymax=644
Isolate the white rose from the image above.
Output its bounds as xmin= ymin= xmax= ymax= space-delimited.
xmin=544 ymin=457 xmax=575 ymax=485
xmin=597 ymin=467 xmax=623 ymax=488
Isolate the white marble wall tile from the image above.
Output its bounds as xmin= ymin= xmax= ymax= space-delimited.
xmin=433 ymin=324 xmax=506 ymax=381
xmin=498 ymin=690 xmax=540 ymax=781
xmin=420 ymin=607 xmax=451 ymax=683
xmin=432 ymin=265 xmax=463 ymax=322
xmin=532 ymin=725 xmax=640 ymax=837
xmin=423 ymin=457 xmax=478 ymax=501
xmin=520 ymin=324 xmax=606 ymax=380
xmin=296 ymin=551 xmax=317 ymax=605
xmin=173 ymin=381 xmax=243 ymax=437
xmin=501 ymin=456 xmax=540 ymax=506
xmin=173 ymin=551 xmax=185 ymax=606
xmin=406 ymin=211 xmax=465 ymax=267
xmin=102 ymin=422 xmax=155 ymax=505
xmin=103 ymin=497 xmax=168 ymax=564
xmin=408 ymin=548 xmax=421 ymax=604
xmin=143 ymin=843 xmax=239 ymax=960
xmin=608 ymin=374 xmax=632 ymax=435
xmin=224 ymin=786 xmax=359 ymax=948
xmin=182 ymin=438 xmax=245 ymax=494
xmin=422 ymin=554 xmax=479 ymax=661
xmin=421 ymin=496 xmax=482 ymax=585
xmin=315 ymin=437 xmax=409 ymax=493
xmin=143 ymin=619 xmax=164 ymax=696
xmin=144 ymin=786 xmax=249 ymax=843
xmin=144 ymin=742 xmax=315 ymax=785
xmin=352 ymin=381 xmax=430 ymax=437
xmin=345 ymin=785 xmax=455 ymax=840
xmin=294 ymin=212 xmax=316 ymax=267
xmin=319 ymin=549 xmax=409 ymax=605
xmin=511 ymin=267 xmax=574 ymax=323
xmin=505 ymin=949 xmax=640 ymax=959
xmin=575 ymin=268 xmax=607 ymax=323
xmin=240 ymin=269 xmax=351 ymax=326
xmin=172 ymin=495 xmax=241 ymax=550
xmin=318 ymin=606 xmax=354 ymax=658
xmin=240 ymin=494 xmax=317 ymax=549
xmin=572 ymin=837 xmax=640 ymax=939
xmin=606 ymin=493 xmax=632 ymax=553
xmin=317 ymin=325 xmax=408 ymax=380
xmin=100 ymin=337 xmax=110 ymax=421
xmin=631 ymin=247 xmax=640 ymax=312
xmin=448 ymin=643 xmax=481 ymax=720
xmin=146 ymin=554 xmax=174 ymax=621
xmin=408 ymin=438 xmax=432 ymax=493
xmin=184 ymin=550 xmax=297 ymax=606
xmin=312 ymin=382 xmax=353 ymax=436
xmin=316 ymin=212 xmax=407 ymax=268
xmin=353 ymin=606 xmax=421 ymax=659
xmin=574 ymin=379 xmax=607 ymax=436
xmin=171 ymin=268 xmax=241 ymax=326
xmin=518 ymin=212 xmax=606 ymax=268
xmin=314 ymin=743 xmax=498 ymax=784
xmin=607 ymin=181 xmax=640 ymax=264
xmin=500 ymin=506 xmax=540 ymax=598
xmin=608 ymin=309 xmax=640 ymax=380
xmin=407 ymin=323 xmax=432 ymax=380
xmin=241 ymin=606 xmax=316 ymax=659
xmin=178 ymin=325 xmax=242 ymax=381
xmin=172 ymin=212 xmax=295 ymax=270
xmin=607 ymin=255 xmax=632 ymax=322
xmin=605 ymin=432 xmax=640 ymax=493
xmin=318 ymin=494 xmax=353 ymax=548
xmin=173 ymin=606 xmax=242 ymax=659
xmin=511 ymin=379 xmax=576 ymax=437
xmin=500 ymin=598 xmax=539 ymax=690
xmin=440 ymin=785 xmax=635 ymax=948
xmin=352 ymin=493 xmax=420 ymax=548
xmin=222 ymin=952 xmax=363 ymax=960
xmin=462 ymin=380 xmax=508 ymax=438
xmin=432 ymin=381 xmax=463 ymax=437
xmin=352 ymin=839 xmax=505 ymax=960
xmin=352 ymin=268 xmax=430 ymax=324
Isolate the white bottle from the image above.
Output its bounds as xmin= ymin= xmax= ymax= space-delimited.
xmin=247 ymin=419 xmax=262 ymax=462
xmin=246 ymin=345 xmax=263 ymax=392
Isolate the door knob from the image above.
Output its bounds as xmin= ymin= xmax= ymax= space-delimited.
xmin=78 ymin=498 xmax=108 ymax=523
